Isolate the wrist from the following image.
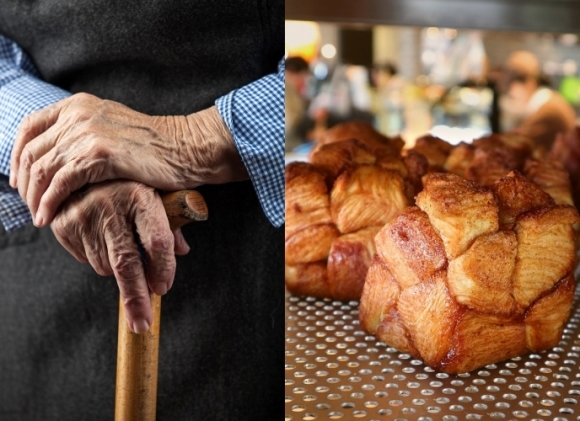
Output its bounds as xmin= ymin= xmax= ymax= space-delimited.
xmin=153 ymin=107 xmax=248 ymax=186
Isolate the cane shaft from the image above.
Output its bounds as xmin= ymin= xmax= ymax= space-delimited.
xmin=115 ymin=190 xmax=208 ymax=421
xmin=115 ymin=292 xmax=161 ymax=421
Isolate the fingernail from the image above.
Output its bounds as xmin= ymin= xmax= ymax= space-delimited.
xmin=35 ymin=214 xmax=44 ymax=227
xmin=132 ymin=319 xmax=150 ymax=334
xmin=153 ymin=282 xmax=168 ymax=296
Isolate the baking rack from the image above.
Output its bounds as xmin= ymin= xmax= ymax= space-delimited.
xmin=285 ymin=289 xmax=580 ymax=420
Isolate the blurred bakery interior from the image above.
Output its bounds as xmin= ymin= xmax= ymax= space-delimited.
xmin=285 ymin=0 xmax=580 ymax=160
xmin=284 ymin=4 xmax=580 ymax=418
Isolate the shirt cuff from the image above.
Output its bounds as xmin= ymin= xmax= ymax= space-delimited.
xmin=0 ymin=75 xmax=70 ymax=175
xmin=215 ymin=65 xmax=284 ymax=228
xmin=0 ymin=76 xmax=70 ymax=231
xmin=0 ymin=176 xmax=32 ymax=230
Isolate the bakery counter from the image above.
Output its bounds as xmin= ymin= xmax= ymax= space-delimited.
xmin=285 ymin=289 xmax=580 ymax=420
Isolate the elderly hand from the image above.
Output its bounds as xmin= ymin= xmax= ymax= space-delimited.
xmin=50 ymin=179 xmax=190 ymax=333
xmin=10 ymin=92 xmax=247 ymax=226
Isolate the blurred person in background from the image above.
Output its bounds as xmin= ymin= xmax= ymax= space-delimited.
xmin=500 ymin=50 xmax=576 ymax=153
xmin=306 ymin=64 xmax=375 ymax=143
xmin=285 ymin=56 xmax=311 ymax=151
xmin=371 ymin=62 xmax=407 ymax=136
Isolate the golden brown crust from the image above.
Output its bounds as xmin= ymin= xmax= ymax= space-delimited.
xmin=466 ymin=147 xmax=520 ymax=186
xmin=494 ymin=132 xmax=535 ymax=154
xmin=285 ymin=262 xmax=331 ymax=298
xmin=523 ymin=159 xmax=574 ymax=205
xmin=286 ymin=207 xmax=334 ymax=242
xmin=491 ymin=171 xmax=555 ymax=229
xmin=285 ymin=223 xmax=340 ymax=265
xmin=397 ymin=273 xmax=461 ymax=367
xmin=285 ymin=161 xmax=328 ymax=189
xmin=359 ymin=255 xmax=400 ymax=333
xmin=549 ymin=128 xmax=580 ymax=205
xmin=312 ymin=120 xmax=403 ymax=159
xmin=444 ymin=142 xmax=474 ymax=177
xmin=285 ymin=123 xmax=418 ymax=301
xmin=402 ymin=150 xmax=429 ymax=198
xmin=359 ymin=256 xmax=418 ymax=355
xmin=289 ymin=126 xmax=578 ymax=370
xmin=410 ymin=135 xmax=452 ymax=170
xmin=327 ymin=226 xmax=380 ymax=301
xmin=440 ymin=311 xmax=527 ymax=374
xmin=360 ymin=162 xmax=578 ymax=374
xmin=330 ymin=165 xmax=409 ymax=234
xmin=473 ymin=133 xmax=533 ymax=161
xmin=285 ymin=162 xmax=332 ymax=240
xmin=513 ymin=205 xmax=579 ymax=308
xmin=416 ymin=173 xmax=499 ymax=259
xmin=375 ymin=154 xmax=409 ymax=178
xmin=309 ymin=138 xmax=377 ymax=182
xmin=376 ymin=307 xmax=419 ymax=357
xmin=375 ymin=207 xmax=447 ymax=289
xmin=525 ymin=273 xmax=575 ymax=351
xmin=447 ymin=231 xmax=518 ymax=315
xmin=464 ymin=133 xmax=534 ymax=186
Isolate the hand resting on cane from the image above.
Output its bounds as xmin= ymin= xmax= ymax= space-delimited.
xmin=49 ymin=180 xmax=190 ymax=333
xmin=9 ymin=92 xmax=248 ymax=333
xmin=9 ymin=92 xmax=248 ymax=226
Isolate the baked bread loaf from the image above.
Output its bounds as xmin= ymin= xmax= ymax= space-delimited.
xmin=285 ymin=161 xmax=412 ymax=300
xmin=424 ymin=132 xmax=574 ymax=204
xmin=360 ymin=172 xmax=579 ymax=373
xmin=285 ymin=122 xmax=423 ymax=300
xmin=310 ymin=120 xmax=405 ymax=160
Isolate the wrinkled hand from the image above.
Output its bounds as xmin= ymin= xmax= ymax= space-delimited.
xmin=10 ymin=92 xmax=246 ymax=226
xmin=50 ymin=180 xmax=190 ymax=333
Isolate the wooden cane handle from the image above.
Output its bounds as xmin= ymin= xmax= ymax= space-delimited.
xmin=161 ymin=190 xmax=209 ymax=231
xmin=115 ymin=190 xmax=208 ymax=421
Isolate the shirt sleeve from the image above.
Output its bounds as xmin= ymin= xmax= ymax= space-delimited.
xmin=215 ymin=58 xmax=285 ymax=228
xmin=0 ymin=35 xmax=70 ymax=231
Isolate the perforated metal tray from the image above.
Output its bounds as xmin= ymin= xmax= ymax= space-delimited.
xmin=285 ymin=290 xmax=580 ymax=421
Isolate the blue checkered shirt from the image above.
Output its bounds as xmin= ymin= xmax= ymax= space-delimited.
xmin=0 ymin=35 xmax=284 ymax=231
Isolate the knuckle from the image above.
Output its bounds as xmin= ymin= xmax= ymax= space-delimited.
xmin=45 ymin=172 xmax=70 ymax=202
xmin=60 ymin=198 xmax=89 ymax=225
xmin=114 ymin=253 xmax=142 ymax=280
xmin=73 ymin=92 xmax=93 ymax=102
xmin=83 ymin=134 xmax=107 ymax=156
xmin=86 ymin=142 xmax=110 ymax=163
xmin=51 ymin=215 xmax=66 ymax=234
xmin=30 ymin=162 xmax=47 ymax=185
xmin=122 ymin=294 xmax=149 ymax=315
xmin=20 ymin=147 xmax=34 ymax=169
xmin=149 ymin=231 xmax=174 ymax=253
xmin=81 ymin=133 xmax=99 ymax=150
xmin=73 ymin=157 xmax=106 ymax=186
xmin=52 ymin=170 xmax=72 ymax=195
xmin=66 ymin=205 xmax=83 ymax=223
xmin=71 ymin=107 xmax=91 ymax=121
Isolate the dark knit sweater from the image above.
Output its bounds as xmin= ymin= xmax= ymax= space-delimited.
xmin=0 ymin=1 xmax=284 ymax=420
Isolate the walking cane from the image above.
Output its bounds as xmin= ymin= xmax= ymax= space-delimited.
xmin=115 ymin=190 xmax=208 ymax=421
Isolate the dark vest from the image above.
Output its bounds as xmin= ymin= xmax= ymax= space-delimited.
xmin=0 ymin=2 xmax=284 ymax=420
